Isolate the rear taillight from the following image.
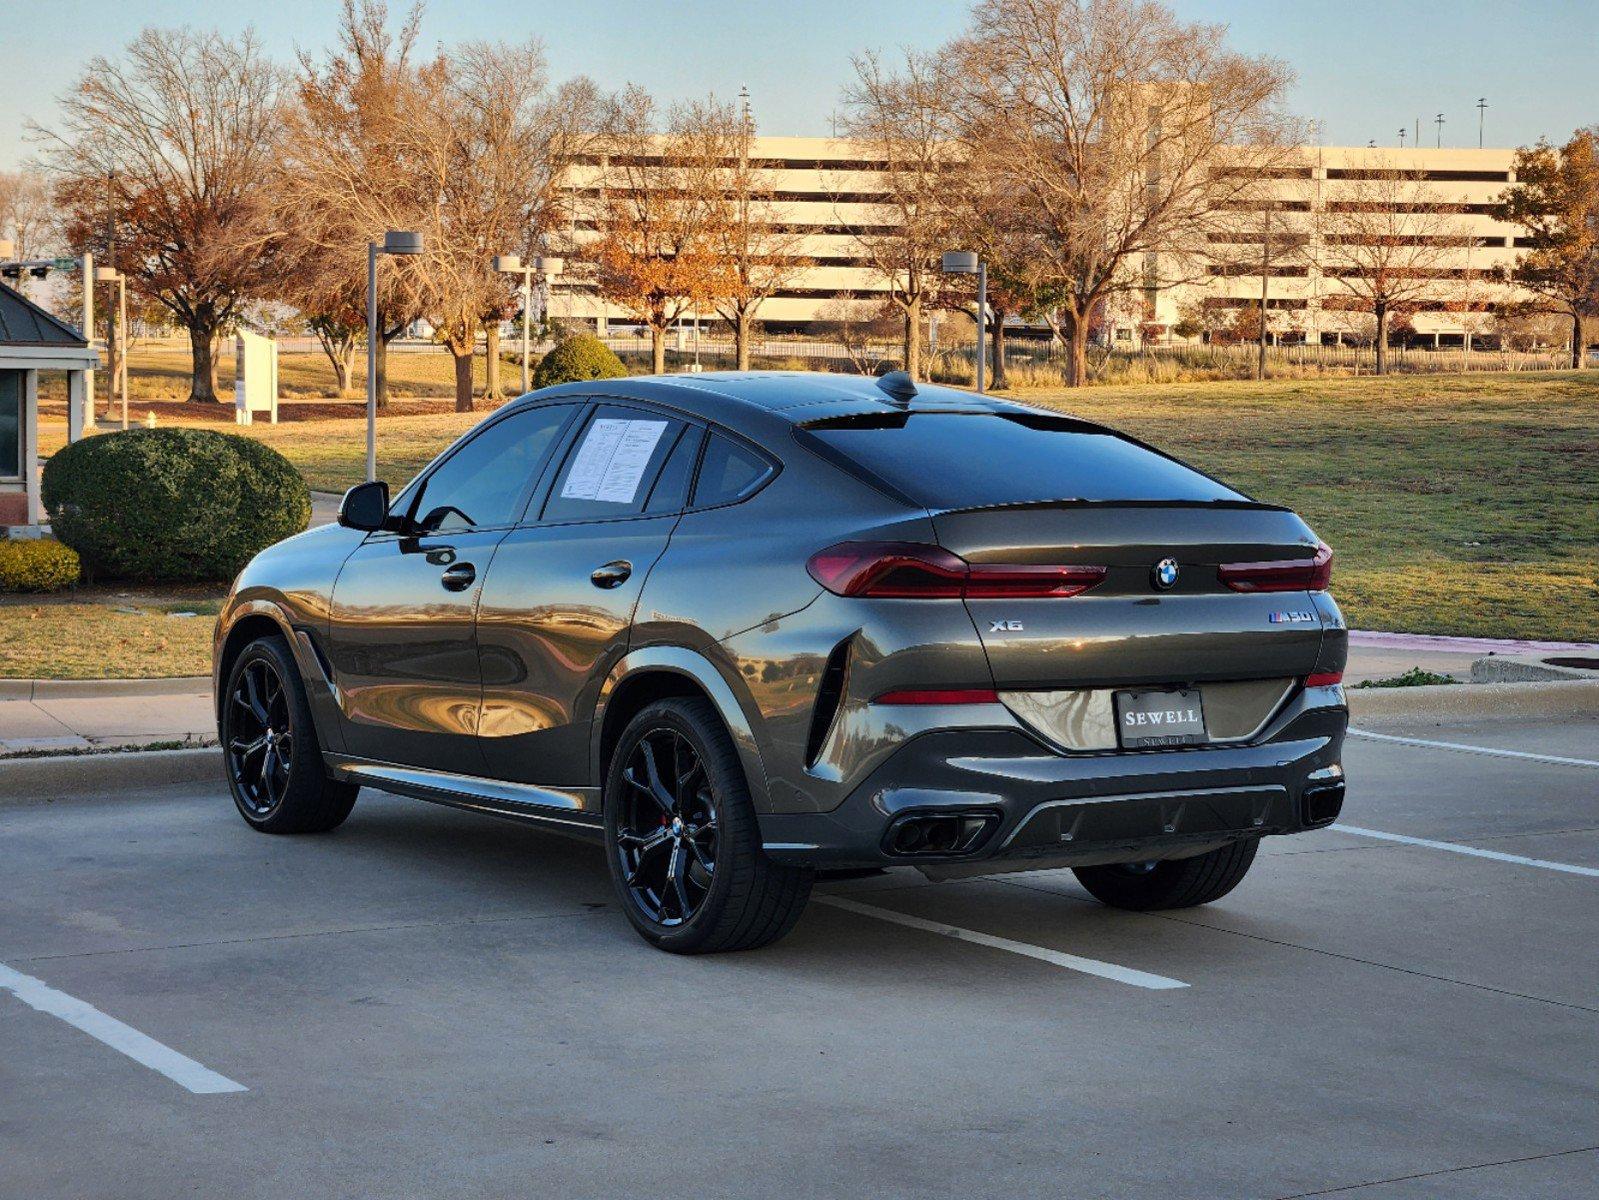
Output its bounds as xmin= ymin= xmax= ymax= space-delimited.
xmin=1305 ymin=670 xmax=1344 ymax=688
xmin=807 ymin=542 xmax=1106 ymax=600
xmin=1219 ymin=542 xmax=1333 ymax=593
xmin=872 ymin=688 xmax=1000 ymax=705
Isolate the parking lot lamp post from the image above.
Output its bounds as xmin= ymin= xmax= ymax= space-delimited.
xmin=493 ymin=254 xmax=533 ymax=393
xmin=93 ymin=266 xmax=128 ymax=429
xmin=941 ymin=251 xmax=986 ymax=394
xmin=367 ymin=231 xmax=424 ymax=483
xmin=535 ymin=255 xmax=565 ymax=336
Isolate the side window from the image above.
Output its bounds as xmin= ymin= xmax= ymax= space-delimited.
xmin=644 ymin=426 xmax=704 ymax=514
xmin=407 ymin=404 xmax=574 ymax=534
xmin=692 ymin=432 xmax=773 ymax=508
xmin=542 ymin=405 xmax=687 ymax=523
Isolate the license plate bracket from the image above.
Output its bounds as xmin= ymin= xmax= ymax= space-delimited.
xmin=1114 ymin=688 xmax=1207 ymax=749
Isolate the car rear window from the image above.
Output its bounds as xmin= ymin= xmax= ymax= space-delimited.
xmin=801 ymin=412 xmax=1245 ymax=508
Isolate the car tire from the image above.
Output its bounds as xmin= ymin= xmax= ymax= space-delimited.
xmin=222 ymin=634 xmax=358 ymax=835
xmin=1072 ymin=838 xmax=1259 ymax=911
xmin=604 ymin=697 xmax=813 ymax=954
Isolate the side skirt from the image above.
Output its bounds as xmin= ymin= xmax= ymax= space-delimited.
xmin=324 ymin=755 xmax=604 ymax=839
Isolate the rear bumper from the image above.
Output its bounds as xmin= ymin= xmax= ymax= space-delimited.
xmin=760 ymin=686 xmax=1347 ymax=876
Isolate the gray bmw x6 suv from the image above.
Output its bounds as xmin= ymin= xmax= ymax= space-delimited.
xmin=215 ymin=371 xmax=1347 ymax=953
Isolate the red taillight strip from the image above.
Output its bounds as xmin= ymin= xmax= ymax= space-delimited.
xmin=965 ymin=562 xmax=1107 ymax=598
xmin=1305 ymin=671 xmax=1344 ymax=687
xmin=807 ymin=541 xmax=1106 ymax=600
xmin=872 ymin=688 xmax=1001 ymax=705
xmin=1220 ymin=542 xmax=1333 ymax=593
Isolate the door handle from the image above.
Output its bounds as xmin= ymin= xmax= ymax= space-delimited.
xmin=591 ymin=560 xmax=633 ymax=589
xmin=440 ymin=562 xmax=476 ymax=591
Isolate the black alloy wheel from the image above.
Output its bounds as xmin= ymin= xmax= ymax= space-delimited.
xmin=614 ymin=728 xmax=719 ymax=927
xmin=227 ymin=657 xmax=294 ymax=817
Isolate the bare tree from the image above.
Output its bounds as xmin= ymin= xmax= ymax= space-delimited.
xmin=277 ymin=0 xmax=433 ymax=404
xmin=1316 ymin=160 xmax=1465 ymax=374
xmin=36 ymin=28 xmax=283 ymax=403
xmin=940 ymin=0 xmax=1301 ymax=386
xmin=835 ymin=49 xmax=958 ymax=380
xmin=0 ymin=171 xmax=57 ymax=296
xmin=708 ymin=99 xmax=809 ymax=370
xmin=1207 ymin=168 xmax=1315 ymax=376
xmin=813 ymin=294 xmax=901 ymax=373
xmin=583 ymin=87 xmax=733 ymax=375
xmin=408 ymin=41 xmax=593 ymax=411
xmin=1495 ymin=129 xmax=1599 ymax=369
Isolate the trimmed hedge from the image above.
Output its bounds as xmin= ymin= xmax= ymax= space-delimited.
xmin=0 ymin=538 xmax=81 ymax=592
xmin=42 ymin=428 xmax=310 ymax=582
xmin=532 ymin=333 xmax=627 ymax=389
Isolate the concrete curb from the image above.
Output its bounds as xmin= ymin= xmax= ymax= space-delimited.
xmin=1348 ymin=679 xmax=1599 ymax=722
xmin=0 ymin=747 xmax=223 ymax=805
xmin=0 ymin=676 xmax=210 ymax=701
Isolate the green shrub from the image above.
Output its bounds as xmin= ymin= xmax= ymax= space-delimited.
xmin=42 ymin=428 xmax=310 ymax=582
xmin=0 ymin=538 xmax=81 ymax=592
xmin=532 ymin=333 xmax=627 ymax=389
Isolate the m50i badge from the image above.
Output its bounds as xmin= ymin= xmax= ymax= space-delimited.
xmin=1269 ymin=611 xmax=1316 ymax=624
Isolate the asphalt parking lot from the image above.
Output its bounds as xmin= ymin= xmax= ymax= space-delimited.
xmin=3 ymin=714 xmax=1596 ymax=1200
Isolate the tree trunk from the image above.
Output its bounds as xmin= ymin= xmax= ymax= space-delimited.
xmin=485 ymin=324 xmax=501 ymax=401
xmin=1375 ymin=306 xmax=1389 ymax=376
xmin=903 ymin=296 xmax=921 ymax=380
xmin=1572 ymin=312 xmax=1584 ymax=370
xmin=453 ymin=347 xmax=475 ymax=413
xmin=187 ymin=324 xmax=220 ymax=404
xmin=990 ymin=309 xmax=1009 ymax=391
xmin=735 ymin=310 xmax=752 ymax=371
xmin=651 ymin=326 xmax=666 ymax=375
xmin=1065 ymin=315 xmax=1089 ymax=388
xmin=375 ymin=329 xmax=394 ymax=412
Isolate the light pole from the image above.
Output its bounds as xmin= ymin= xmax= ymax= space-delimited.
xmin=941 ymin=251 xmax=986 ymax=394
xmin=535 ymin=255 xmax=565 ymax=335
xmin=93 ymin=266 xmax=128 ymax=430
xmin=1477 ymin=98 xmax=1488 ymax=148
xmin=366 ymin=230 xmax=424 ymax=482
xmin=493 ymin=254 xmax=534 ymax=393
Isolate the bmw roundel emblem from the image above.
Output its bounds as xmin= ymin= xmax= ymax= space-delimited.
xmin=1152 ymin=558 xmax=1180 ymax=590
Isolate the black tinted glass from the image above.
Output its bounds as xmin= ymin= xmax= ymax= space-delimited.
xmin=409 ymin=405 xmax=572 ymax=533
xmin=644 ymin=427 xmax=703 ymax=514
xmin=804 ymin=413 xmax=1242 ymax=507
xmin=693 ymin=433 xmax=771 ymax=507
xmin=544 ymin=406 xmax=686 ymax=522
xmin=0 ymin=372 xmax=19 ymax=478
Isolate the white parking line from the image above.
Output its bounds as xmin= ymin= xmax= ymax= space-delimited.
xmin=817 ymin=895 xmax=1190 ymax=990
xmin=1337 ymin=825 xmax=1599 ymax=878
xmin=0 ymin=962 xmax=247 ymax=1095
xmin=1349 ymin=728 xmax=1599 ymax=770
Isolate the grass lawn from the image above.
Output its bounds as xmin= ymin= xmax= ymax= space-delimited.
xmin=1020 ymin=371 xmax=1599 ymax=641
xmin=30 ymin=367 xmax=1599 ymax=646
xmin=0 ymin=601 xmax=215 ymax=679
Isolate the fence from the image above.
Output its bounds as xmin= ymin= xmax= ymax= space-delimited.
xmin=597 ymin=332 xmax=1582 ymax=384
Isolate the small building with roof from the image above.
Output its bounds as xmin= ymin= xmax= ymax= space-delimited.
xmin=0 ymin=281 xmax=98 ymax=533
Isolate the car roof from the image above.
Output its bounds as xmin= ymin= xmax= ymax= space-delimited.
xmin=520 ymin=370 xmax=1052 ymax=429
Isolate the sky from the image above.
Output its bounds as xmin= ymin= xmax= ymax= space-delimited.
xmin=3 ymin=0 xmax=1596 ymax=170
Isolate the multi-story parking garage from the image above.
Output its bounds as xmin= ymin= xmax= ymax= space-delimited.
xmin=552 ymin=137 xmax=1530 ymax=346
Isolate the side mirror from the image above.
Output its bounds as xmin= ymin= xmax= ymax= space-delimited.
xmin=338 ymin=480 xmax=391 ymax=532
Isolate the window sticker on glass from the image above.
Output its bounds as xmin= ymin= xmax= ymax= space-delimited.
xmin=561 ymin=418 xmax=668 ymax=503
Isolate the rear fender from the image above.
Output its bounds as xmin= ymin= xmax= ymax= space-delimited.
xmin=593 ymin=646 xmax=772 ymax=814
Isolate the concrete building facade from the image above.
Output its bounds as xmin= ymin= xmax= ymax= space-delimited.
xmin=553 ymin=138 xmax=1529 ymax=346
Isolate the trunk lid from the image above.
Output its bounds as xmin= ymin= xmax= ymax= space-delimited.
xmin=937 ymin=501 xmax=1327 ymax=689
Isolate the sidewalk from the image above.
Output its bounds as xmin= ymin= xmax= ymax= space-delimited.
xmin=5 ymin=631 xmax=1594 ymax=758
xmin=0 ymin=679 xmax=212 ymax=756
